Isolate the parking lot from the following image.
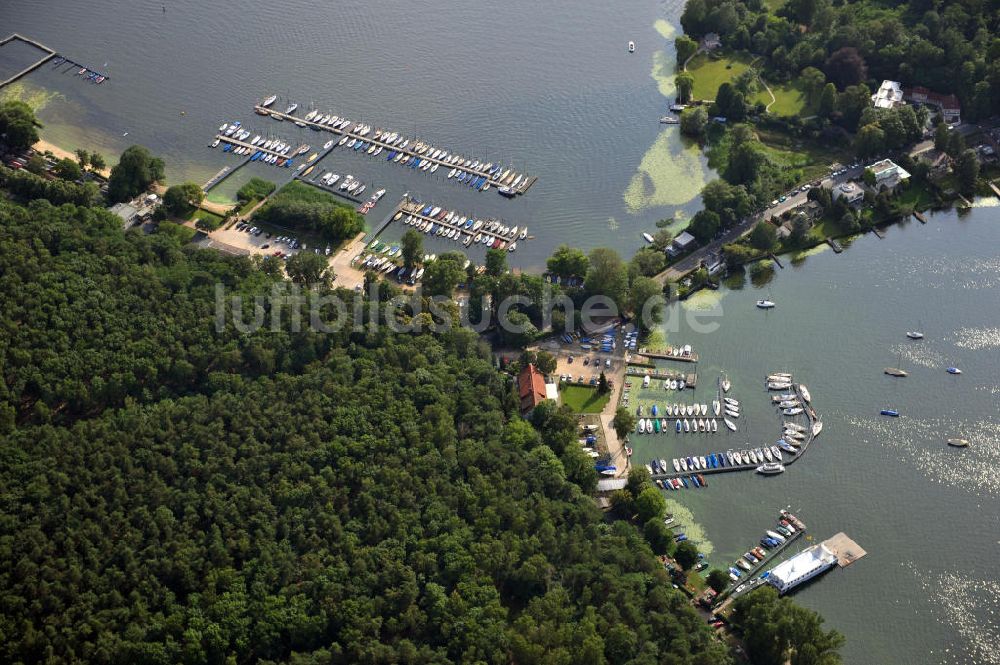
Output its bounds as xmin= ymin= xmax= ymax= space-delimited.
xmin=540 ymin=323 xmax=638 ymax=388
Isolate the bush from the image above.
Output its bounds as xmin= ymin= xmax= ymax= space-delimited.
xmin=236 ymin=177 xmax=276 ymax=203
xmin=254 ymin=182 xmax=364 ymax=243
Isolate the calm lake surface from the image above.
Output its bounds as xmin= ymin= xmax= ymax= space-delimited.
xmin=4 ymin=1 xmax=1000 ymax=663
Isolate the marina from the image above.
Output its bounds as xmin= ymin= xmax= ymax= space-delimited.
xmin=392 ymin=196 xmax=530 ymax=253
xmin=254 ymin=101 xmax=537 ymax=197
xmin=639 ymin=377 xmax=822 ymax=482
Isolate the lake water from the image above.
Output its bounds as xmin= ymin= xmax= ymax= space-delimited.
xmin=4 ymin=1 xmax=1000 ymax=663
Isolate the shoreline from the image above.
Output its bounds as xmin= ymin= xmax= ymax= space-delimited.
xmin=33 ymin=137 xmax=111 ymax=179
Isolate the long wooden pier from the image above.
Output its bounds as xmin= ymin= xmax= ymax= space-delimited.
xmin=0 ymin=34 xmax=56 ymax=89
xmin=254 ymin=105 xmax=536 ymax=195
xmin=625 ymin=366 xmax=696 ymax=386
xmin=637 ymin=348 xmax=699 ymax=363
xmin=396 ymin=198 xmax=520 ymax=248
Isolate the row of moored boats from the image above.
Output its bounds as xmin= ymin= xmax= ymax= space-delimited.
xmin=647 ymin=444 xmax=789 ymax=479
xmin=394 ymin=206 xmax=527 ymax=252
xmin=635 ymin=397 xmax=741 ymax=434
xmin=257 ymin=96 xmax=527 ymax=196
xmin=728 ymin=518 xmax=798 ymax=581
xmin=53 ymin=58 xmax=109 ymax=83
xmin=212 ymin=121 xmax=308 ymax=167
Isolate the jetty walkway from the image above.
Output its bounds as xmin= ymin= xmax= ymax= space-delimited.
xmin=255 ymin=105 xmax=536 ymax=195
xmin=0 ymin=34 xmax=56 ymax=89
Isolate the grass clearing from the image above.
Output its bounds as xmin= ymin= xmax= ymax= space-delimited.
xmin=755 ymin=79 xmax=813 ymax=117
xmin=686 ymin=52 xmax=754 ymax=101
xmin=560 ymin=384 xmax=611 ymax=413
xmin=754 ymin=127 xmax=851 ymax=181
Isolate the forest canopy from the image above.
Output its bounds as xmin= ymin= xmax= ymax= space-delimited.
xmin=0 ymin=196 xmax=730 ymax=664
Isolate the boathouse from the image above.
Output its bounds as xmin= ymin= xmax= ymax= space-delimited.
xmin=668 ymin=231 xmax=697 ymax=257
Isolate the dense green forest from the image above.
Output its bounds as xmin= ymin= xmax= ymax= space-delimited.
xmin=0 ymin=197 xmax=730 ymax=664
xmin=681 ymin=0 xmax=1000 ymax=122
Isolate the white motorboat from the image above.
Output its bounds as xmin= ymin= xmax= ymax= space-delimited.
xmin=811 ymin=420 xmax=824 ymax=437
xmin=799 ymin=385 xmax=811 ymax=403
xmin=724 ymin=397 xmax=739 ymax=408
xmin=906 ymin=331 xmax=924 ymax=339
xmin=756 ymin=299 xmax=776 ymax=309
xmin=261 ymin=95 xmax=277 ymax=108
xmin=628 ymin=40 xmax=636 ymax=52
xmin=713 ymin=400 xmax=721 ymax=416
xmin=724 ymin=418 xmax=737 ymax=432
xmin=711 ymin=420 xmax=718 ymax=433
xmin=757 ymin=463 xmax=785 ymax=475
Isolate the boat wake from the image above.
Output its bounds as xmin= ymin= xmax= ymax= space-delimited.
xmin=909 ymin=565 xmax=1000 ymax=665
xmin=848 ymin=415 xmax=1000 ymax=498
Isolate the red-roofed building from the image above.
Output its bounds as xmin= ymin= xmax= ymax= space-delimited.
xmin=518 ymin=363 xmax=548 ymax=414
xmin=904 ymin=86 xmax=961 ymax=124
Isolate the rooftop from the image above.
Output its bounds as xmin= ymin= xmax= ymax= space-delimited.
xmin=518 ymin=363 xmax=547 ymax=412
xmin=872 ymin=80 xmax=904 ymax=109
xmin=769 ymin=544 xmax=837 ymax=585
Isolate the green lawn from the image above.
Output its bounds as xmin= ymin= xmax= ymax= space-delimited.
xmin=686 ymin=52 xmax=754 ymax=102
xmin=688 ymin=51 xmax=813 ymax=117
xmin=756 ymin=79 xmax=813 ymax=117
xmin=561 ymin=384 xmax=611 ymax=413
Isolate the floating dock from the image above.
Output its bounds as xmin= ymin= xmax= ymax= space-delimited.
xmin=642 ymin=382 xmax=821 ymax=481
xmin=822 ymin=532 xmax=867 ymax=567
xmin=254 ymin=104 xmax=536 ymax=196
xmin=826 ymin=238 xmax=843 ymax=253
xmin=625 ymin=366 xmax=697 ymax=387
xmin=637 ymin=348 xmax=699 ymax=363
xmin=395 ymin=198 xmax=526 ymax=251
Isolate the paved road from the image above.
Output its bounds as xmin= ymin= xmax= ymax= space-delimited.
xmin=655 ymin=167 xmax=863 ymax=284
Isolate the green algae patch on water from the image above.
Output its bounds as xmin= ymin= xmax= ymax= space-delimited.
xmin=624 ymin=129 xmax=706 ymax=213
xmin=651 ymin=49 xmax=677 ymax=100
xmin=682 ymin=288 xmax=724 ymax=311
xmin=654 ymin=19 xmax=676 ymax=41
xmin=0 ymin=81 xmax=62 ymax=113
xmin=664 ymin=498 xmax=714 ymax=556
